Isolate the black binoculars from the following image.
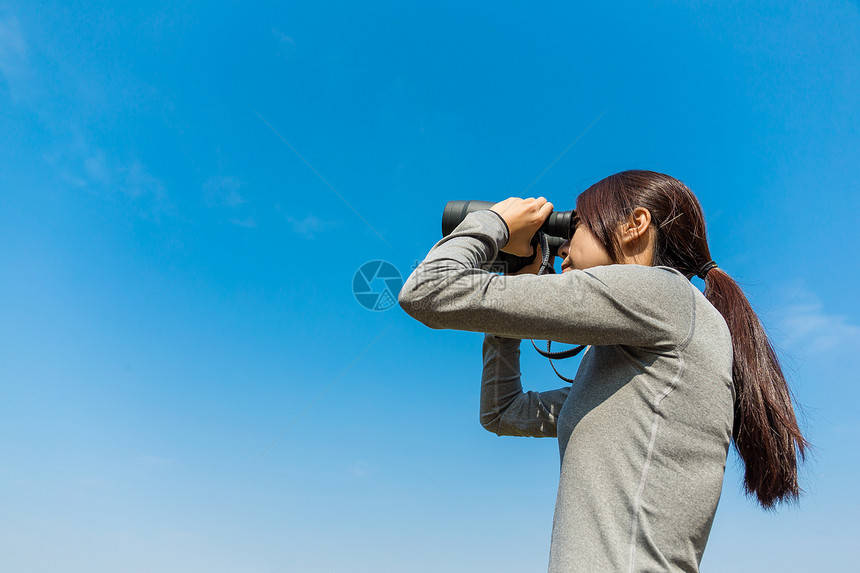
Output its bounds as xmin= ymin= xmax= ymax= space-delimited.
xmin=441 ymin=200 xmax=574 ymax=273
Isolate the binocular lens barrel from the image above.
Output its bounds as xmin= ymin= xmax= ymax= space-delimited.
xmin=441 ymin=200 xmax=574 ymax=259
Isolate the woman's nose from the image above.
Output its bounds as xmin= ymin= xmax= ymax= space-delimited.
xmin=558 ymin=239 xmax=570 ymax=259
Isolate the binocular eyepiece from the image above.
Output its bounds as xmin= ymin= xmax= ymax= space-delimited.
xmin=442 ymin=200 xmax=574 ymax=272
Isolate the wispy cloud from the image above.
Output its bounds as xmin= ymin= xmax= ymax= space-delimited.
xmin=775 ymin=287 xmax=860 ymax=354
xmin=202 ymin=176 xmax=257 ymax=227
xmin=48 ymin=133 xmax=172 ymax=218
xmin=83 ymin=148 xmax=111 ymax=185
xmin=272 ymin=28 xmax=295 ymax=48
xmin=229 ymin=216 xmax=257 ymax=228
xmin=124 ymin=160 xmax=167 ymax=203
xmin=2 ymin=11 xmax=171 ymax=221
xmin=0 ymin=12 xmax=29 ymax=100
xmin=285 ymin=213 xmax=341 ymax=239
xmin=203 ymin=175 xmax=246 ymax=208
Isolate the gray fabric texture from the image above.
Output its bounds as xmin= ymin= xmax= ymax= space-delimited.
xmin=399 ymin=209 xmax=735 ymax=572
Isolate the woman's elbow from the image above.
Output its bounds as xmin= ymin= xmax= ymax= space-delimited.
xmin=480 ymin=412 xmax=504 ymax=436
xmin=398 ymin=288 xmax=443 ymax=328
xmin=397 ymin=285 xmax=419 ymax=313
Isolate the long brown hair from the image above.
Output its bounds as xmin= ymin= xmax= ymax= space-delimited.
xmin=575 ymin=170 xmax=808 ymax=508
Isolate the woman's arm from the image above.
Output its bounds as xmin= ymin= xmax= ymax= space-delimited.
xmin=481 ymin=333 xmax=570 ymax=437
xmin=399 ymin=210 xmax=693 ymax=349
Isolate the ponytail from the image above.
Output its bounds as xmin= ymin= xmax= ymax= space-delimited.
xmin=704 ymin=268 xmax=808 ymax=508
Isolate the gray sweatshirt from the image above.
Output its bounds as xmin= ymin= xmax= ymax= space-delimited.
xmin=399 ymin=209 xmax=735 ymax=572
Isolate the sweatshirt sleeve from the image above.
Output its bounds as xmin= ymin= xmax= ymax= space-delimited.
xmin=398 ymin=209 xmax=693 ymax=350
xmin=481 ymin=333 xmax=570 ymax=437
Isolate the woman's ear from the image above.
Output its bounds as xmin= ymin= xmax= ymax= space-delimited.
xmin=620 ymin=207 xmax=652 ymax=246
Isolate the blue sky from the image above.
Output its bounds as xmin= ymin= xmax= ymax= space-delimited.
xmin=1 ymin=1 xmax=858 ymax=571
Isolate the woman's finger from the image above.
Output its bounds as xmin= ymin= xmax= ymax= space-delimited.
xmin=538 ymin=200 xmax=554 ymax=220
xmin=491 ymin=196 xmax=521 ymax=213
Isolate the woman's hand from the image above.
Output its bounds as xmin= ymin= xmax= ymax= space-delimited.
xmin=490 ymin=197 xmax=554 ymax=257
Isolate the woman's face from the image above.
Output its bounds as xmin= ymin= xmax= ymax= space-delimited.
xmin=559 ymin=222 xmax=614 ymax=272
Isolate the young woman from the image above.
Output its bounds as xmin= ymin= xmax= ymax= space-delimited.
xmin=399 ymin=170 xmax=807 ymax=572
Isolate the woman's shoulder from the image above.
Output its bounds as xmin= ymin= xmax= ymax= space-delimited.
xmin=570 ymin=264 xmax=699 ymax=345
xmin=577 ymin=264 xmax=690 ymax=296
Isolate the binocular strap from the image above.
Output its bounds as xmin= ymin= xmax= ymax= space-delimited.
xmin=530 ymin=339 xmax=585 ymax=384
xmin=530 ymin=233 xmax=585 ymax=384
